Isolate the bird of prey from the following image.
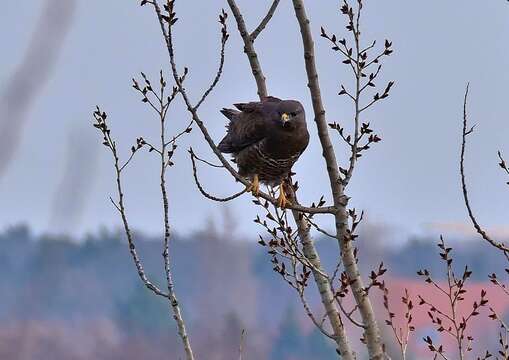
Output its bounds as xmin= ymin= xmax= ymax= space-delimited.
xmin=218 ymin=96 xmax=309 ymax=208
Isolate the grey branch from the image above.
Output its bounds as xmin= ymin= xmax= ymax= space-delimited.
xmin=250 ymin=0 xmax=281 ymax=41
xmin=157 ymin=83 xmax=195 ymax=360
xmin=291 ymin=0 xmax=384 ymax=358
xmin=227 ymin=0 xmax=268 ymax=99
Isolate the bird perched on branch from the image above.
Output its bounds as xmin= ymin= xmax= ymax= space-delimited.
xmin=218 ymin=96 xmax=309 ymax=208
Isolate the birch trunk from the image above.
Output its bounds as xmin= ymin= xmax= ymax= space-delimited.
xmin=290 ymin=1 xmax=384 ymax=358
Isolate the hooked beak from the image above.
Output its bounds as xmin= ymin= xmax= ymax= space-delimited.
xmin=281 ymin=113 xmax=290 ymax=123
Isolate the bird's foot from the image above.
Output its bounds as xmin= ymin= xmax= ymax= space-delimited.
xmin=246 ymin=174 xmax=260 ymax=196
xmin=277 ymin=182 xmax=291 ymax=208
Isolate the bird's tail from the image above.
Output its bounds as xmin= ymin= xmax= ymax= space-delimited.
xmin=218 ymin=108 xmax=240 ymax=153
xmin=220 ymin=108 xmax=239 ymax=122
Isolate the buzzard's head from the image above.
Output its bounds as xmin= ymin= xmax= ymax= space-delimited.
xmin=275 ymin=100 xmax=306 ymax=131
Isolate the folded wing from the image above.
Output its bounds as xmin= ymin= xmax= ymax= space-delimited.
xmin=218 ymin=97 xmax=281 ymax=154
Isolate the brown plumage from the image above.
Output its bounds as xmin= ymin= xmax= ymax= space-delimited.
xmin=218 ymin=96 xmax=309 ymax=206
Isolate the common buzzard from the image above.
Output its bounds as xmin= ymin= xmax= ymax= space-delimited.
xmin=218 ymin=96 xmax=309 ymax=207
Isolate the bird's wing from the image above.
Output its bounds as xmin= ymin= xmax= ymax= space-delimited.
xmin=233 ymin=96 xmax=281 ymax=113
xmin=218 ymin=100 xmax=274 ymax=153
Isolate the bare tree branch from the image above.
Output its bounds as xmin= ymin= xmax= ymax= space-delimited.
xmin=460 ymin=83 xmax=509 ymax=259
xmin=290 ymin=1 xmax=384 ymax=358
xmin=189 ymin=148 xmax=247 ymax=202
xmin=194 ymin=9 xmax=229 ymax=111
xmin=297 ymin=283 xmax=336 ymax=340
xmin=227 ymin=0 xmax=268 ymax=98
xmin=94 ymin=67 xmax=195 ymax=359
xmin=417 ymin=237 xmax=488 ymax=360
xmin=158 ymin=82 xmax=195 ymax=360
xmin=383 ymin=286 xmax=414 ymax=360
xmin=224 ymin=0 xmax=356 ymax=357
xmin=93 ymin=109 xmax=167 ymax=299
xmin=250 ymin=0 xmax=281 ymax=41
xmin=291 ymin=196 xmax=355 ymax=359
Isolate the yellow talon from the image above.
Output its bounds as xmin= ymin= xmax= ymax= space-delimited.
xmin=277 ymin=181 xmax=291 ymax=208
xmin=246 ymin=174 xmax=260 ymax=196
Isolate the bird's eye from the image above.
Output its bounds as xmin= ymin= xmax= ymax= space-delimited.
xmin=290 ymin=112 xmax=297 ymax=117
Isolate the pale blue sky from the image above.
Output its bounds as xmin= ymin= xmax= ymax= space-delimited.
xmin=1 ymin=0 xmax=508 ymax=240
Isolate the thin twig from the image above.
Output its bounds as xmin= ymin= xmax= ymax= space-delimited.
xmin=93 ymin=110 xmax=168 ymax=299
xmin=460 ymin=83 xmax=509 ymax=259
xmin=156 ymin=77 xmax=195 ymax=360
xmin=336 ymin=299 xmax=366 ymax=329
xmin=383 ymin=285 xmax=414 ymax=360
xmin=194 ymin=9 xmax=229 ymax=110
xmin=417 ymin=237 xmax=488 ymax=360
xmin=164 ymin=118 xmax=193 ymax=147
xmin=298 ymin=287 xmax=336 ymax=339
xmin=190 ymin=148 xmax=247 ymax=202
xmin=192 ymin=153 xmax=225 ymax=168
xmin=303 ymin=213 xmax=336 ymax=239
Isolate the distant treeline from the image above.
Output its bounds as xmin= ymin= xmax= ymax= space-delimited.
xmin=0 ymin=224 xmax=506 ymax=359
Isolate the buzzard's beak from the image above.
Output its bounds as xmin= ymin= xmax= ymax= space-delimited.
xmin=281 ymin=113 xmax=290 ymax=123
